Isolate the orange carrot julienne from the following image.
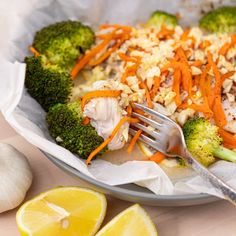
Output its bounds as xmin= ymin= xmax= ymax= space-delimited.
xmin=219 ymin=34 xmax=236 ymax=55
xmin=126 ymin=105 xmax=132 ymax=116
xmin=198 ymin=64 xmax=213 ymax=117
xmin=157 ymin=25 xmax=174 ymax=39
xmin=190 ymin=60 xmax=203 ymax=67
xmin=89 ymin=39 xmax=125 ymax=66
xmin=199 ymin=64 xmax=210 ymax=97
xmin=213 ymin=96 xmax=227 ymax=127
xmin=176 ymin=47 xmax=192 ymax=96
xmin=218 ymin=128 xmax=236 ymax=149
xmin=199 ymin=40 xmax=211 ymax=49
xmin=179 ymin=103 xmax=213 ymax=115
xmin=146 ymin=151 xmax=165 ymax=163
xmin=82 ymin=117 xmax=90 ymax=125
xmin=207 ymin=51 xmax=221 ymax=94
xmin=29 ymin=46 xmax=40 ymax=57
xmin=180 ymin=29 xmax=190 ymax=41
xmin=81 ymin=90 xmax=121 ymax=110
xmin=70 ymin=38 xmax=111 ymax=79
xmin=172 ymin=68 xmax=182 ymax=107
xmin=121 ymin=58 xmax=141 ymax=83
xmin=86 ymin=116 xmax=139 ymax=165
xmin=140 ymin=81 xmax=153 ymax=109
xmin=207 ymin=51 xmax=227 ymax=126
xmin=130 ymin=103 xmax=146 ymax=116
xmin=99 ymin=24 xmax=133 ymax=32
xmin=219 ymin=42 xmax=231 ymax=55
xmin=221 ymin=71 xmax=235 ymax=81
xmin=150 ymin=76 xmax=161 ymax=99
xmin=118 ymin=52 xmax=139 ymax=62
xmin=127 ymin=130 xmax=142 ymax=154
xmin=176 ymin=47 xmax=188 ymax=64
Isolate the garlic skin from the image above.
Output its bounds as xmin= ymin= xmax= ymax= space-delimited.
xmin=0 ymin=143 xmax=33 ymax=213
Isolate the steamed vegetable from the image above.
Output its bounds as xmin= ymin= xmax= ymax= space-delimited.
xmin=46 ymin=101 xmax=107 ymax=159
xmin=199 ymin=6 xmax=236 ymax=33
xmin=25 ymin=21 xmax=95 ymax=111
xmin=33 ymin=20 xmax=95 ymax=71
xmin=183 ymin=118 xmax=236 ymax=166
xmin=146 ymin=10 xmax=178 ymax=29
xmin=25 ymin=56 xmax=72 ymax=111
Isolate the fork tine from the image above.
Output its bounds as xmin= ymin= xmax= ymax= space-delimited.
xmin=129 ymin=128 xmax=165 ymax=153
xmin=132 ymin=112 xmax=162 ymax=129
xmin=132 ymin=123 xmax=161 ymax=140
xmin=134 ymin=103 xmax=174 ymax=124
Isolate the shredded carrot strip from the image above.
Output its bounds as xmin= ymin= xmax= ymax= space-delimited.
xmin=219 ymin=42 xmax=231 ymax=55
xmin=199 ymin=64 xmax=210 ymax=97
xmin=190 ymin=60 xmax=203 ymax=67
xmin=86 ymin=116 xmax=139 ymax=165
xmin=157 ymin=25 xmax=174 ymax=39
xmin=150 ymin=76 xmax=161 ymax=99
xmin=179 ymin=103 xmax=213 ymax=115
xmin=199 ymin=40 xmax=211 ymax=49
xmin=176 ymin=47 xmax=192 ymax=96
xmin=99 ymin=24 xmax=133 ymax=32
xmin=180 ymin=29 xmax=190 ymax=41
xmin=127 ymin=130 xmax=142 ymax=154
xmin=193 ymin=75 xmax=200 ymax=87
xmin=146 ymin=151 xmax=165 ymax=163
xmin=70 ymin=38 xmax=111 ymax=79
xmin=207 ymin=51 xmax=227 ymax=127
xmin=97 ymin=32 xmax=125 ymax=40
xmin=161 ymin=70 xmax=169 ymax=77
xmin=118 ymin=52 xmax=139 ymax=62
xmin=82 ymin=117 xmax=90 ymax=125
xmin=29 ymin=46 xmax=40 ymax=57
xmin=221 ymin=71 xmax=235 ymax=81
xmin=81 ymin=90 xmax=121 ymax=110
xmin=198 ymin=65 xmax=213 ymax=118
xmin=89 ymin=39 xmax=125 ymax=66
xmin=219 ymin=35 xmax=236 ymax=55
xmin=130 ymin=103 xmax=146 ymax=116
xmin=172 ymin=68 xmax=182 ymax=107
xmin=180 ymin=29 xmax=195 ymax=47
xmin=218 ymin=128 xmax=236 ymax=149
xmin=126 ymin=105 xmax=132 ymax=116
xmin=213 ymin=96 xmax=227 ymax=127
xmin=128 ymin=45 xmax=147 ymax=53
xmin=140 ymin=81 xmax=153 ymax=109
xmin=176 ymin=47 xmax=188 ymax=63
xmin=121 ymin=57 xmax=141 ymax=83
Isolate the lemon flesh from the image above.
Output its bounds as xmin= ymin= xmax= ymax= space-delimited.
xmin=95 ymin=204 xmax=158 ymax=236
xmin=16 ymin=187 xmax=107 ymax=236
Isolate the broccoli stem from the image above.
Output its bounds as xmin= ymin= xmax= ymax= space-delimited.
xmin=213 ymin=146 xmax=236 ymax=163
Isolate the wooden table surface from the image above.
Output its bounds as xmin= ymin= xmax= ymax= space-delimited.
xmin=0 ymin=113 xmax=236 ymax=236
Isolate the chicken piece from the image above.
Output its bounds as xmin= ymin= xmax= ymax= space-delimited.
xmin=84 ymin=81 xmax=129 ymax=150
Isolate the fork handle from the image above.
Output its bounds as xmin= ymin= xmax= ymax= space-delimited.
xmin=184 ymin=149 xmax=236 ymax=205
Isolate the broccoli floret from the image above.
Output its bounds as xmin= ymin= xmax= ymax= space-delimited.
xmin=46 ymin=101 xmax=107 ymax=159
xmin=33 ymin=20 xmax=95 ymax=71
xmin=146 ymin=10 xmax=178 ymax=29
xmin=199 ymin=6 xmax=236 ymax=33
xmin=25 ymin=56 xmax=72 ymax=111
xmin=183 ymin=118 xmax=236 ymax=166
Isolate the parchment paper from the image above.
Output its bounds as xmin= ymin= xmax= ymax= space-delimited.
xmin=0 ymin=0 xmax=236 ymax=198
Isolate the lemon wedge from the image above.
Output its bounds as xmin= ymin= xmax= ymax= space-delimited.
xmin=16 ymin=187 xmax=107 ymax=236
xmin=137 ymin=141 xmax=155 ymax=157
xmin=95 ymin=204 xmax=158 ymax=236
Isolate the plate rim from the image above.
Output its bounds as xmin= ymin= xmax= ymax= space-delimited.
xmin=43 ymin=151 xmax=218 ymax=203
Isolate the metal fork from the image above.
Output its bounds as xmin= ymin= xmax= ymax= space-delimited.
xmin=130 ymin=103 xmax=236 ymax=205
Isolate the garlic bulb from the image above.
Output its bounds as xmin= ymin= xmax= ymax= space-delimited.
xmin=0 ymin=143 xmax=33 ymax=213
